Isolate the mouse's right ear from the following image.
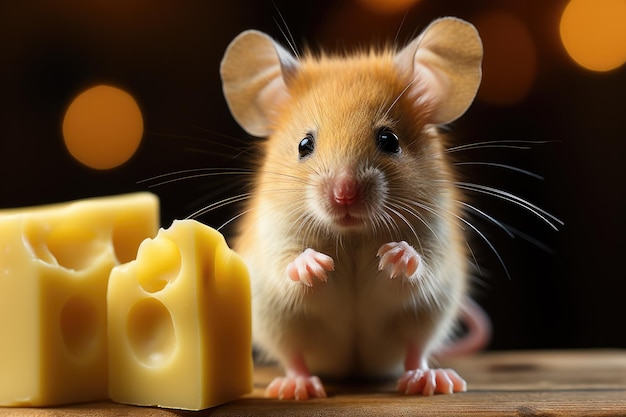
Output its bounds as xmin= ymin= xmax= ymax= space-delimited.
xmin=220 ymin=30 xmax=299 ymax=137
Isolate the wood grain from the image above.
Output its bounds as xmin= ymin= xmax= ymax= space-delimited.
xmin=1 ymin=350 xmax=625 ymax=416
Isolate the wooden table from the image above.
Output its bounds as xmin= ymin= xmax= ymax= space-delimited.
xmin=2 ymin=350 xmax=625 ymax=416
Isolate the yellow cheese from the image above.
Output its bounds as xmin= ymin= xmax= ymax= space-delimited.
xmin=0 ymin=192 xmax=159 ymax=407
xmin=107 ymin=219 xmax=252 ymax=410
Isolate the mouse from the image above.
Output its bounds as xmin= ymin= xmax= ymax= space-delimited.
xmin=219 ymin=17 xmax=490 ymax=400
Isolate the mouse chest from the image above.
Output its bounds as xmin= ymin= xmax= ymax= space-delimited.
xmin=302 ymin=245 xmax=418 ymax=326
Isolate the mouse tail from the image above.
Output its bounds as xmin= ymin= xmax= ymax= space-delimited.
xmin=435 ymin=297 xmax=492 ymax=358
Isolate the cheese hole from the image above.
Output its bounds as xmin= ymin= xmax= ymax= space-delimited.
xmin=23 ymin=221 xmax=57 ymax=265
xmin=46 ymin=224 xmax=103 ymax=271
xmin=136 ymin=238 xmax=181 ymax=293
xmin=127 ymin=299 xmax=176 ymax=367
xmin=60 ymin=296 xmax=99 ymax=356
xmin=23 ymin=221 xmax=103 ymax=271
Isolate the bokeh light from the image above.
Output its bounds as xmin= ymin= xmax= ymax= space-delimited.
xmin=62 ymin=85 xmax=143 ymax=170
xmin=353 ymin=0 xmax=420 ymax=15
xmin=473 ymin=11 xmax=537 ymax=106
xmin=560 ymin=0 xmax=626 ymax=72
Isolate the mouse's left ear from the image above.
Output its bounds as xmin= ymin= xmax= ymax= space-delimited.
xmin=220 ymin=30 xmax=299 ymax=137
xmin=395 ymin=17 xmax=483 ymax=125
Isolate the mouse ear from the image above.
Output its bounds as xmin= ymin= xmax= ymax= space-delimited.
xmin=394 ymin=17 xmax=483 ymax=125
xmin=220 ymin=30 xmax=299 ymax=137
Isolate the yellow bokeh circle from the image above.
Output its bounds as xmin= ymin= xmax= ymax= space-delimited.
xmin=560 ymin=0 xmax=626 ymax=72
xmin=63 ymin=85 xmax=143 ymax=170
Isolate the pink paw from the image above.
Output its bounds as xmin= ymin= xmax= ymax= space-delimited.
xmin=265 ymin=375 xmax=327 ymax=400
xmin=286 ymin=248 xmax=334 ymax=286
xmin=377 ymin=241 xmax=422 ymax=279
xmin=396 ymin=368 xmax=467 ymax=396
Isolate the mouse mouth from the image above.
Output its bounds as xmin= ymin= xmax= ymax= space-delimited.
xmin=336 ymin=213 xmax=362 ymax=227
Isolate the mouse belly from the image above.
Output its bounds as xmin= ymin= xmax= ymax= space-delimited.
xmin=297 ymin=314 xmax=409 ymax=379
xmin=252 ymin=265 xmax=451 ymax=380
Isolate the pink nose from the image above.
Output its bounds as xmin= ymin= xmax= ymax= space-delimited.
xmin=333 ymin=173 xmax=359 ymax=206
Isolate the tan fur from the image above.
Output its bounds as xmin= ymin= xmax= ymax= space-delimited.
xmin=222 ymin=18 xmax=483 ymax=380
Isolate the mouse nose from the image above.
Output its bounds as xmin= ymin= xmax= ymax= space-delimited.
xmin=333 ymin=172 xmax=359 ymax=206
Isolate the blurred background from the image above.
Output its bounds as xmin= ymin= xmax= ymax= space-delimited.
xmin=1 ymin=0 xmax=624 ymax=351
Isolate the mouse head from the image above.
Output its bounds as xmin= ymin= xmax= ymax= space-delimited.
xmin=221 ymin=18 xmax=482 ymax=239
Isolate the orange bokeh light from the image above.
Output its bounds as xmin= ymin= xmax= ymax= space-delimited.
xmin=560 ymin=0 xmax=626 ymax=72
xmin=354 ymin=0 xmax=420 ymax=15
xmin=62 ymin=85 xmax=143 ymax=170
xmin=474 ymin=11 xmax=538 ymax=106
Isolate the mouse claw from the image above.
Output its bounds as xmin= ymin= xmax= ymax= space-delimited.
xmin=377 ymin=241 xmax=422 ymax=279
xmin=397 ymin=368 xmax=466 ymax=396
xmin=286 ymin=248 xmax=335 ymax=286
xmin=265 ymin=375 xmax=327 ymax=400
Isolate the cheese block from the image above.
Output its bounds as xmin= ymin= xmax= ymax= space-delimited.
xmin=107 ymin=219 xmax=253 ymax=410
xmin=0 ymin=192 xmax=159 ymax=407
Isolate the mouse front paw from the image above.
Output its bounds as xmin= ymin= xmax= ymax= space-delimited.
xmin=377 ymin=241 xmax=422 ymax=279
xmin=265 ymin=375 xmax=327 ymax=400
xmin=397 ymin=368 xmax=467 ymax=396
xmin=286 ymin=248 xmax=335 ymax=286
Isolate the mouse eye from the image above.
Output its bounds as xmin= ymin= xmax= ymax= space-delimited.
xmin=376 ymin=127 xmax=401 ymax=155
xmin=298 ymin=133 xmax=315 ymax=159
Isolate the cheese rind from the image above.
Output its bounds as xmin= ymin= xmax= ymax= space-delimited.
xmin=0 ymin=193 xmax=159 ymax=407
xmin=107 ymin=219 xmax=253 ymax=410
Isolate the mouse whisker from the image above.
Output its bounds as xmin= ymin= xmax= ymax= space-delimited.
xmin=445 ymin=139 xmax=556 ymax=153
xmin=465 ymin=240 xmax=484 ymax=279
xmin=493 ymin=222 xmax=557 ymax=255
xmin=386 ymin=199 xmax=440 ymax=248
xmin=394 ymin=196 xmax=454 ymax=230
xmin=371 ymin=206 xmax=394 ymax=239
xmin=196 ymin=183 xmax=303 ymax=221
xmin=291 ymin=211 xmax=315 ymax=242
xmin=257 ymin=174 xmax=308 ymax=186
xmin=393 ymin=11 xmax=409 ymax=45
xmin=150 ymin=131 xmax=251 ymax=150
xmin=430 ymin=204 xmax=486 ymax=278
xmin=181 ymin=146 xmax=255 ymax=161
xmin=217 ymin=208 xmax=254 ymax=232
xmin=383 ymin=203 xmax=423 ymax=254
xmin=187 ymin=192 xmax=253 ymax=220
xmin=138 ymin=167 xmax=253 ymax=188
xmin=456 ymin=215 xmax=511 ymax=280
xmin=258 ymin=169 xmax=313 ymax=186
xmin=400 ymin=198 xmax=490 ymax=281
xmin=457 ymin=200 xmax=515 ymax=238
xmin=278 ymin=198 xmax=325 ymax=247
xmin=375 ymin=205 xmax=403 ymax=243
xmin=189 ymin=124 xmax=255 ymax=145
xmin=380 ymin=81 xmax=414 ymax=122
xmin=453 ymin=162 xmax=544 ymax=180
xmin=457 ymin=191 xmax=556 ymax=256
xmin=453 ymin=181 xmax=563 ymax=231
xmin=149 ymin=131 xmax=257 ymax=161
xmin=272 ymin=2 xmax=300 ymax=59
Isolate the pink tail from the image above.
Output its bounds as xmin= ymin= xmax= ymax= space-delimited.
xmin=436 ymin=298 xmax=492 ymax=358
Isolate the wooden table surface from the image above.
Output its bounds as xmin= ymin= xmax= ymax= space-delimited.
xmin=1 ymin=350 xmax=625 ymax=416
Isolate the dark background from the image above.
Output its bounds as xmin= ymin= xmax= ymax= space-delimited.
xmin=1 ymin=1 xmax=624 ymax=350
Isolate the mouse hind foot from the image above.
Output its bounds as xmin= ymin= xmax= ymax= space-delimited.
xmin=266 ymin=354 xmax=327 ymax=400
xmin=265 ymin=375 xmax=327 ymax=400
xmin=396 ymin=368 xmax=467 ymax=396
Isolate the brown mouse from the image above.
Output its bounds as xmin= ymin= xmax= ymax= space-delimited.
xmin=220 ymin=17 xmax=489 ymax=400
